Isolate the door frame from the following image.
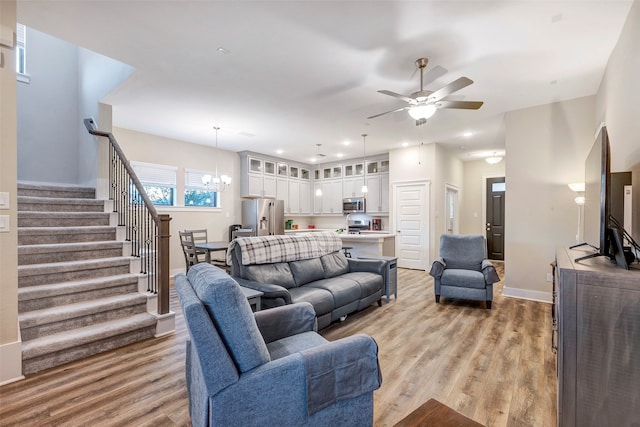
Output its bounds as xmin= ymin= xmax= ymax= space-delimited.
xmin=444 ymin=183 xmax=460 ymax=235
xmin=392 ymin=180 xmax=430 ymax=270
xmin=483 ymin=174 xmax=505 ymax=261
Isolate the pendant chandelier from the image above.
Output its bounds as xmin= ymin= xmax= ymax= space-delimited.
xmin=202 ymin=126 xmax=232 ymax=192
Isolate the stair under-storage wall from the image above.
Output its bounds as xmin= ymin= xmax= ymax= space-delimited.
xmin=17 ymin=183 xmax=157 ymax=375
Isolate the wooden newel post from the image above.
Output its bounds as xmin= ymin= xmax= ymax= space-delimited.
xmin=157 ymin=214 xmax=172 ymax=315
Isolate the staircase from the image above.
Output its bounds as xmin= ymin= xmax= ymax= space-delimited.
xmin=17 ymin=183 xmax=157 ymax=375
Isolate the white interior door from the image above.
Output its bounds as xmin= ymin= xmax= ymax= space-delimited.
xmin=394 ymin=182 xmax=429 ymax=270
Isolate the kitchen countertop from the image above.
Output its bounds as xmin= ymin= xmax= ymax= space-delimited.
xmin=284 ymin=229 xmax=394 ymax=239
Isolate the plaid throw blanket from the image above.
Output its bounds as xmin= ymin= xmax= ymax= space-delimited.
xmin=227 ymin=231 xmax=343 ymax=266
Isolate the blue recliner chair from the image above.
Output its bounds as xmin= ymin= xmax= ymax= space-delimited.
xmin=429 ymin=234 xmax=500 ymax=309
xmin=175 ymin=263 xmax=382 ymax=426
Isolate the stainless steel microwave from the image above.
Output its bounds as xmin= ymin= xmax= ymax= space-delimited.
xmin=343 ymin=197 xmax=366 ymax=214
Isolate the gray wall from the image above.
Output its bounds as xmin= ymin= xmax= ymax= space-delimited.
xmin=17 ymin=28 xmax=79 ymax=184
xmin=17 ymin=27 xmax=134 ymax=186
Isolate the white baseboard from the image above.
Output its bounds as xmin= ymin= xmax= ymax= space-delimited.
xmin=502 ymin=286 xmax=552 ymax=304
xmin=0 ymin=340 xmax=24 ymax=385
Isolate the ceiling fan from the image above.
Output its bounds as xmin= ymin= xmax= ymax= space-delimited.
xmin=367 ymin=58 xmax=483 ymax=124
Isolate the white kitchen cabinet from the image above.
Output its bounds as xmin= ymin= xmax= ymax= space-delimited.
xmin=277 ymin=178 xmax=289 ymax=211
xmin=322 ymin=180 xmax=343 ymax=214
xmin=288 ymin=179 xmax=300 ymax=214
xmin=365 ymin=173 xmax=389 ymax=213
xmin=343 ymin=177 xmax=365 ymax=198
xmin=300 ymin=181 xmax=311 ymax=214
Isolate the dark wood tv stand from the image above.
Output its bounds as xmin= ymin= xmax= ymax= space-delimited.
xmin=554 ymin=246 xmax=640 ymax=426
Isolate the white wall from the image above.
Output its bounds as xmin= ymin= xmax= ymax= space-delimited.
xmin=460 ymin=158 xmax=506 ymax=236
xmin=388 ymin=143 xmax=463 ymax=263
xmin=504 ymin=96 xmax=595 ymax=301
xmin=0 ymin=0 xmax=22 ymax=385
xmin=113 ymin=127 xmax=242 ymax=275
xmin=77 ymin=49 xmax=135 ymax=187
xmin=596 ymin=0 xmax=640 ymax=242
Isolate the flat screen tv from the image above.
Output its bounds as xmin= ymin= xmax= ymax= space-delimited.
xmin=575 ymin=125 xmax=629 ymax=268
xmin=582 ymin=126 xmax=610 ymax=255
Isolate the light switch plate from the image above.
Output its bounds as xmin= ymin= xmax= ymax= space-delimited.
xmin=0 ymin=25 xmax=15 ymax=49
xmin=0 ymin=215 xmax=9 ymax=233
xmin=0 ymin=192 xmax=9 ymax=209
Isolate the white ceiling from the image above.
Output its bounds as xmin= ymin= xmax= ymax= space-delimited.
xmin=18 ymin=1 xmax=633 ymax=163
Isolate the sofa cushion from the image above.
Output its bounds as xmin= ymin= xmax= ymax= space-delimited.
xmin=243 ymin=262 xmax=296 ymax=289
xmin=306 ymin=277 xmax=363 ymax=309
xmin=441 ymin=269 xmax=486 ymax=289
xmin=290 ymin=258 xmax=325 ymax=286
xmin=320 ymin=252 xmax=350 ymax=278
xmin=288 ymin=286 xmax=335 ymax=317
xmin=187 ymin=263 xmax=270 ymax=373
xmin=340 ymin=272 xmax=383 ymax=298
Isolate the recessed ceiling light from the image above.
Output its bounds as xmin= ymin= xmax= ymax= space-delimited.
xmin=343 ymin=140 xmax=351 ymax=146
xmin=337 ymin=153 xmax=344 ymax=158
xmin=310 ymin=158 xmax=317 ymax=163
xmin=402 ymin=142 xmax=409 ymax=147
xmin=217 ymin=47 xmax=231 ymax=55
xmin=463 ymin=131 xmax=473 ymax=137
xmin=276 ymin=149 xmax=283 ymax=154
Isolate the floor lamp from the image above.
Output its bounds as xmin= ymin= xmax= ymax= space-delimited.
xmin=568 ymin=183 xmax=585 ymax=243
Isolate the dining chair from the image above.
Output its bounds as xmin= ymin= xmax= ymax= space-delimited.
xmin=179 ymin=230 xmax=207 ymax=272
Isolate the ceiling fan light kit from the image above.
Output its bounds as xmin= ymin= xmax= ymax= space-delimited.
xmin=368 ymin=57 xmax=483 ymax=122
xmin=408 ymin=104 xmax=437 ymax=120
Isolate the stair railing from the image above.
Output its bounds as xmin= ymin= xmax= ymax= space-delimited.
xmin=84 ymin=118 xmax=172 ymax=315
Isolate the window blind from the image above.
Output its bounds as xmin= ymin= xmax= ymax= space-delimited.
xmin=132 ymin=162 xmax=177 ymax=186
xmin=185 ymin=169 xmax=214 ymax=189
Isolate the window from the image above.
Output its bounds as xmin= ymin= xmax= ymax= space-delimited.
xmin=16 ymin=23 xmax=29 ymax=83
xmin=131 ymin=162 xmax=177 ymax=206
xmin=185 ymin=169 xmax=219 ymax=207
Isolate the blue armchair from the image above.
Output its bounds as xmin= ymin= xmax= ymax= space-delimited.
xmin=175 ymin=263 xmax=382 ymax=427
xmin=429 ymin=234 xmax=500 ymax=309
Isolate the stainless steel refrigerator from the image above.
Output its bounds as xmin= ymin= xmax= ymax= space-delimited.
xmin=241 ymin=199 xmax=285 ymax=236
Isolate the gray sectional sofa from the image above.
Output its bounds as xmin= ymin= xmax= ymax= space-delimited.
xmin=227 ymin=232 xmax=385 ymax=329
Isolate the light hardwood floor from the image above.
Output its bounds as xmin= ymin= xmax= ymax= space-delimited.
xmin=0 ymin=265 xmax=556 ymax=426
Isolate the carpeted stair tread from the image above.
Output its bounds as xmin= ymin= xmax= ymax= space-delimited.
xmin=18 ymin=241 xmax=124 ymax=264
xmin=17 ymin=183 xmax=96 ymax=199
xmin=17 ymin=196 xmax=106 ymax=213
xmin=18 ymin=274 xmax=139 ymax=302
xmin=19 ymin=225 xmax=116 ymax=235
xmin=18 ymin=211 xmax=111 ymax=227
xmin=18 ymin=256 xmax=131 ymax=278
xmin=21 ymin=313 xmax=157 ymax=359
xmin=18 ymin=226 xmax=117 ymax=245
xmin=19 ymin=293 xmax=148 ymax=328
xmin=19 ymin=240 xmax=123 ymax=254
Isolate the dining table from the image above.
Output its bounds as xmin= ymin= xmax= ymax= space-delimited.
xmin=194 ymin=241 xmax=229 ymax=264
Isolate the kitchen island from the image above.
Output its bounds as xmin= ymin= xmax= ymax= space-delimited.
xmin=339 ymin=232 xmax=395 ymax=258
xmin=285 ymin=229 xmax=395 ymax=258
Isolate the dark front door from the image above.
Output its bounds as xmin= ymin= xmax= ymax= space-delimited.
xmin=486 ymin=177 xmax=505 ymax=260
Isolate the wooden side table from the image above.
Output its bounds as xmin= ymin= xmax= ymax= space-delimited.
xmin=359 ymin=255 xmax=398 ymax=302
xmin=240 ymin=287 xmax=263 ymax=312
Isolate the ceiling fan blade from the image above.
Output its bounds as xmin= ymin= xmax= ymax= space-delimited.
xmin=378 ymin=90 xmax=415 ymax=104
xmin=428 ymin=77 xmax=473 ymax=102
xmin=422 ymin=65 xmax=448 ymax=86
xmin=437 ymin=100 xmax=484 ymax=110
xmin=367 ymin=106 xmax=410 ymax=119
